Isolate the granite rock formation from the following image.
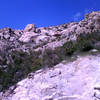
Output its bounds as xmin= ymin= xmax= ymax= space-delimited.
xmin=0 ymin=11 xmax=100 ymax=100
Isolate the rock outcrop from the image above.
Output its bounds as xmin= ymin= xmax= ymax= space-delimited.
xmin=24 ymin=24 xmax=36 ymax=32
xmin=2 ymin=53 xmax=100 ymax=100
xmin=0 ymin=11 xmax=100 ymax=100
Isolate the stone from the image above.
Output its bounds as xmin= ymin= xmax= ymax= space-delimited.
xmin=19 ymin=32 xmax=38 ymax=42
xmin=1 ymin=11 xmax=100 ymax=100
xmin=2 ymin=55 xmax=100 ymax=100
xmin=24 ymin=24 xmax=36 ymax=32
xmin=89 ymin=49 xmax=99 ymax=55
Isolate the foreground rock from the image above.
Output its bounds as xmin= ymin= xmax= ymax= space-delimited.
xmin=2 ymin=53 xmax=100 ymax=100
xmin=1 ymin=11 xmax=100 ymax=99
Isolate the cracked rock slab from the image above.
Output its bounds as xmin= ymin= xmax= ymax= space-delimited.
xmin=2 ymin=54 xmax=100 ymax=100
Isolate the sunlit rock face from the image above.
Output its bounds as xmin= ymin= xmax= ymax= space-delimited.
xmin=2 ymin=54 xmax=100 ymax=100
xmin=1 ymin=11 xmax=100 ymax=100
xmin=24 ymin=24 xmax=36 ymax=32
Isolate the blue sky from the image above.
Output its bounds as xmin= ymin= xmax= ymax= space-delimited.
xmin=0 ymin=0 xmax=100 ymax=29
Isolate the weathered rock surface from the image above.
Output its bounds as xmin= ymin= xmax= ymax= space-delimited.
xmin=24 ymin=24 xmax=36 ymax=32
xmin=0 ymin=11 xmax=100 ymax=100
xmin=2 ymin=53 xmax=100 ymax=100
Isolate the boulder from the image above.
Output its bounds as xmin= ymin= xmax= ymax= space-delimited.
xmin=24 ymin=24 xmax=36 ymax=32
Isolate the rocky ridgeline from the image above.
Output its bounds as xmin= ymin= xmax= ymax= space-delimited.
xmin=0 ymin=11 xmax=100 ymax=99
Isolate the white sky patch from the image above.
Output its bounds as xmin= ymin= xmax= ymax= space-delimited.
xmin=72 ymin=6 xmax=97 ymax=22
xmin=73 ymin=12 xmax=82 ymax=22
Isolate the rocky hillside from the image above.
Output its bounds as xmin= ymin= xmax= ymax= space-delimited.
xmin=0 ymin=11 xmax=100 ymax=100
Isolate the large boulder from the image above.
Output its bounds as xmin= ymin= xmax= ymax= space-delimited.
xmin=24 ymin=24 xmax=36 ymax=32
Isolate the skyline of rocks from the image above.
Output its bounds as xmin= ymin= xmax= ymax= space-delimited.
xmin=0 ymin=11 xmax=100 ymax=100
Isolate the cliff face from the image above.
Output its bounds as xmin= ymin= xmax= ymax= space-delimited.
xmin=1 ymin=11 xmax=100 ymax=100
